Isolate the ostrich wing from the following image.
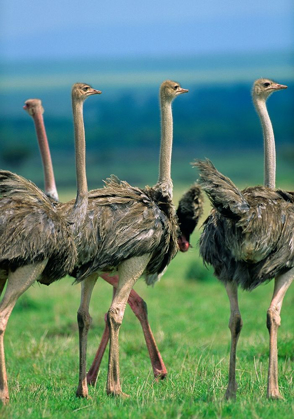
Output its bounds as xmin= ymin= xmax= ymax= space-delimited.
xmin=0 ymin=170 xmax=50 ymax=205
xmin=194 ymin=159 xmax=249 ymax=219
xmin=0 ymin=171 xmax=76 ymax=282
xmin=74 ymin=176 xmax=179 ymax=283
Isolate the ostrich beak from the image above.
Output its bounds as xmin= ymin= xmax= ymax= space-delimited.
xmin=177 ymin=235 xmax=190 ymax=252
xmin=273 ymin=84 xmax=287 ymax=90
xmin=178 ymin=88 xmax=189 ymax=95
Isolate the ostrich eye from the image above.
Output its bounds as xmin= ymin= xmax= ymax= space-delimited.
xmin=174 ymin=85 xmax=179 ymax=90
xmin=82 ymin=86 xmax=89 ymax=92
xmin=263 ymin=82 xmax=270 ymax=87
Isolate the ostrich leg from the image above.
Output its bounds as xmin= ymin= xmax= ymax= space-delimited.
xmin=126 ymin=289 xmax=167 ymax=380
xmin=86 ymin=285 xmax=114 ymax=386
xmin=224 ymin=282 xmax=243 ymax=400
xmin=107 ymin=254 xmax=150 ymax=397
xmin=76 ymin=273 xmax=98 ymax=398
xmin=0 ymin=261 xmax=47 ymax=405
xmin=267 ymin=269 xmax=293 ymax=399
xmin=87 ymin=273 xmax=167 ymax=386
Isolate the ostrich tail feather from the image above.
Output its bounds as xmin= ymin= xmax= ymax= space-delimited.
xmin=193 ymin=159 xmax=249 ymax=219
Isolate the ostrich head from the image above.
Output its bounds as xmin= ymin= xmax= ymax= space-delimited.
xmin=252 ymin=78 xmax=287 ymax=101
xmin=177 ymin=185 xmax=203 ymax=252
xmin=23 ymin=99 xmax=44 ymax=116
xmin=160 ymin=80 xmax=189 ymax=102
xmin=72 ymin=83 xmax=102 ymax=101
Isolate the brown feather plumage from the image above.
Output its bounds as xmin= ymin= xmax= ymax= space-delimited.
xmin=176 ymin=185 xmax=203 ymax=241
xmin=0 ymin=171 xmax=76 ymax=283
xmin=195 ymin=159 xmax=294 ymax=290
xmin=3 ymin=173 xmax=202 ymax=287
xmin=55 ymin=176 xmax=179 ymax=285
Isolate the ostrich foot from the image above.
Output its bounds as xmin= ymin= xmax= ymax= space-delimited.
xmin=0 ymin=394 xmax=9 ymax=406
xmin=224 ymin=383 xmax=237 ymax=400
xmin=107 ymin=388 xmax=130 ymax=398
xmin=149 ymin=352 xmax=167 ymax=380
xmin=76 ymin=384 xmax=89 ymax=398
xmin=106 ymin=387 xmax=130 ymax=399
xmin=267 ymin=389 xmax=284 ymax=400
xmin=106 ymin=376 xmax=129 ymax=398
xmin=154 ymin=368 xmax=167 ymax=381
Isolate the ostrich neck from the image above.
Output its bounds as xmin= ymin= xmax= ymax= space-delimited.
xmin=158 ymin=97 xmax=173 ymax=197
xmin=72 ymin=99 xmax=88 ymax=223
xmin=33 ymin=112 xmax=58 ymax=201
xmin=254 ymin=97 xmax=276 ymax=189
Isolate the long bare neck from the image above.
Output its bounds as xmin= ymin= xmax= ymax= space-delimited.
xmin=254 ymin=97 xmax=276 ymax=189
xmin=33 ymin=112 xmax=58 ymax=201
xmin=158 ymin=95 xmax=173 ymax=197
xmin=72 ymin=99 xmax=88 ymax=215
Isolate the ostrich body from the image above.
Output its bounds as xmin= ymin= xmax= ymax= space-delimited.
xmin=71 ymin=80 xmax=188 ymax=397
xmin=0 ymin=83 xmax=100 ymax=405
xmin=195 ymin=78 xmax=289 ymax=400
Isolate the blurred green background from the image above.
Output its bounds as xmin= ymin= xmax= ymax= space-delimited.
xmin=0 ymin=52 xmax=293 ymax=195
xmin=1 ymin=2 xmax=293 ymax=193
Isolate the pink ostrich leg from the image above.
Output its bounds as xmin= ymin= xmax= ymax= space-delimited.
xmin=85 ymin=184 xmax=200 ymax=386
xmin=87 ymin=273 xmax=167 ymax=385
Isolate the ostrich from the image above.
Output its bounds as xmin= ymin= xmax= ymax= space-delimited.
xmin=194 ymin=78 xmax=289 ymax=400
xmin=69 ymin=80 xmax=189 ymax=398
xmin=0 ymin=83 xmax=101 ymax=404
xmin=85 ymin=184 xmax=203 ymax=386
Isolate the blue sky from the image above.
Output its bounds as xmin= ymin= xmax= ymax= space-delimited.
xmin=1 ymin=0 xmax=293 ymax=60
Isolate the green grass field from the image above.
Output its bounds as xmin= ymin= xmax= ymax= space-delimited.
xmin=0 ymin=195 xmax=293 ymax=419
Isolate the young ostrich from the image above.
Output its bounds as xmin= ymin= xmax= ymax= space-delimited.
xmin=24 ymin=97 xmax=199 ymax=384
xmin=194 ymin=78 xmax=290 ymax=400
xmin=0 ymin=83 xmax=101 ymax=404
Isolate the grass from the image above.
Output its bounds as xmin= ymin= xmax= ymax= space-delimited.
xmin=0 ymin=195 xmax=294 ymax=418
